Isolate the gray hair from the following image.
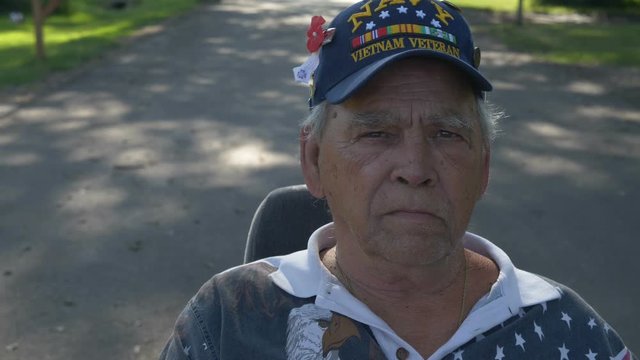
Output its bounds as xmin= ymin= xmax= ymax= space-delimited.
xmin=301 ymin=98 xmax=502 ymax=148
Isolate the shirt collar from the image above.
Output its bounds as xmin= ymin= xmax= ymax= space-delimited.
xmin=267 ymin=223 xmax=335 ymax=297
xmin=266 ymin=223 xmax=562 ymax=360
xmin=461 ymin=232 xmax=561 ymax=312
xmin=267 ymin=223 xmax=560 ymax=309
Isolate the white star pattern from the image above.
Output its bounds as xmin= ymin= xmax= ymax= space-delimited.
xmin=379 ymin=10 xmax=390 ymax=19
xmin=166 ymin=252 xmax=639 ymax=360
xmin=365 ymin=21 xmax=375 ymax=30
xmin=541 ymin=302 xmax=548 ymax=313
xmin=561 ymin=312 xmax=572 ymax=329
xmin=397 ymin=6 xmax=408 ymax=14
xmin=559 ymin=343 xmax=570 ymax=360
xmin=453 ymin=349 xmax=464 ymax=360
xmin=430 ymin=18 xmax=441 ymax=28
xmin=534 ymin=321 xmax=544 ymax=341
xmin=515 ymin=332 xmax=526 ymax=351
xmin=416 ymin=10 xmax=426 ymax=19
xmin=348 ymin=289 xmax=634 ymax=360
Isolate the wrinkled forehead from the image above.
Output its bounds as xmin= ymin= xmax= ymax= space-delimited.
xmin=328 ymin=106 xmax=479 ymax=139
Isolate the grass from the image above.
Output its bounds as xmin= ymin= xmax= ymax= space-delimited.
xmin=488 ymin=22 xmax=640 ymax=67
xmin=454 ymin=0 xmax=578 ymax=14
xmin=0 ymin=0 xmax=200 ymax=87
xmin=454 ymin=0 xmax=640 ymax=68
xmin=454 ymin=0 xmax=640 ymax=15
xmin=455 ymin=0 xmax=531 ymax=12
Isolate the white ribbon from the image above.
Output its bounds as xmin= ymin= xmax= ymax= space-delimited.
xmin=292 ymin=52 xmax=320 ymax=85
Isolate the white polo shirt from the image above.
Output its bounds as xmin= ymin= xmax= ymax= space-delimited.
xmin=264 ymin=223 xmax=562 ymax=360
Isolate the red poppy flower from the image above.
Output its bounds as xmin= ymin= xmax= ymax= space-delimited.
xmin=306 ymin=16 xmax=326 ymax=53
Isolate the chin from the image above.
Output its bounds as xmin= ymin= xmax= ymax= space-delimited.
xmin=364 ymin=231 xmax=456 ymax=266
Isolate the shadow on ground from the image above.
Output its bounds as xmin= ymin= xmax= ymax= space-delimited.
xmin=0 ymin=1 xmax=638 ymax=359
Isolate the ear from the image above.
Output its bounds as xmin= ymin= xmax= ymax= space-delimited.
xmin=300 ymin=129 xmax=325 ymax=199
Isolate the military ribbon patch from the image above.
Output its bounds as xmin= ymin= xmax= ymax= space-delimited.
xmin=351 ymin=23 xmax=457 ymax=49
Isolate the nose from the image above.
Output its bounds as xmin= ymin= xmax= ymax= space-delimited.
xmin=390 ymin=137 xmax=438 ymax=187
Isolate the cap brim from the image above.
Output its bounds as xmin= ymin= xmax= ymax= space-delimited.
xmin=324 ymin=49 xmax=493 ymax=104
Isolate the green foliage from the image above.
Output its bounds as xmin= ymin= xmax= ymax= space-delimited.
xmin=533 ymin=0 xmax=639 ymax=8
xmin=0 ymin=0 xmax=31 ymax=13
xmin=0 ymin=0 xmax=199 ymax=87
xmin=0 ymin=0 xmax=72 ymax=15
xmin=454 ymin=0 xmax=640 ymax=14
xmin=489 ymin=22 xmax=640 ymax=67
xmin=453 ymin=0 xmax=526 ymax=12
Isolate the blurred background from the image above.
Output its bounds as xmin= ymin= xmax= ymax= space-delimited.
xmin=1 ymin=0 xmax=638 ymax=359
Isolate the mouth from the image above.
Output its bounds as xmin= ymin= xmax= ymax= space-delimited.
xmin=386 ymin=209 xmax=441 ymax=222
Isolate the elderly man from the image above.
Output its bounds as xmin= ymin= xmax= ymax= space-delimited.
xmin=160 ymin=1 xmax=635 ymax=359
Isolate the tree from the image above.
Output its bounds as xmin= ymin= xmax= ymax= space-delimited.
xmin=31 ymin=0 xmax=63 ymax=60
xmin=516 ymin=0 xmax=524 ymax=25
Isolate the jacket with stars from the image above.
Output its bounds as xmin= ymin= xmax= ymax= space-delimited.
xmin=159 ymin=227 xmax=636 ymax=360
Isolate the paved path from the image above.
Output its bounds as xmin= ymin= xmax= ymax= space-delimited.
xmin=1 ymin=1 xmax=638 ymax=358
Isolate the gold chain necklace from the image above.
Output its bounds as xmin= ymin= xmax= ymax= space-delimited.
xmin=334 ymin=254 xmax=356 ymax=295
xmin=458 ymin=252 xmax=469 ymax=327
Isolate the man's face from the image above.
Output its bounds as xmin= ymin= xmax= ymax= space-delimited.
xmin=302 ymin=58 xmax=489 ymax=266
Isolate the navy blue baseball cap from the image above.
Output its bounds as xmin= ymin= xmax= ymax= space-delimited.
xmin=309 ymin=0 xmax=492 ymax=107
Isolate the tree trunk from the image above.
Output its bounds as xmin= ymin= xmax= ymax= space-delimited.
xmin=31 ymin=0 xmax=62 ymax=60
xmin=516 ymin=0 xmax=524 ymax=26
xmin=32 ymin=0 xmax=46 ymax=60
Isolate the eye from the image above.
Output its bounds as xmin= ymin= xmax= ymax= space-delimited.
xmin=436 ymin=129 xmax=463 ymax=140
xmin=362 ymin=131 xmax=389 ymax=138
xmin=317 ymin=319 xmax=330 ymax=328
